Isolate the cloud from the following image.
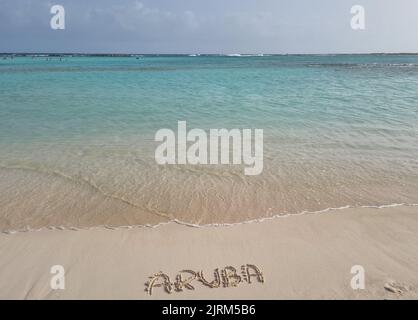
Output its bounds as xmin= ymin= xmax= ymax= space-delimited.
xmin=1 ymin=0 xmax=418 ymax=53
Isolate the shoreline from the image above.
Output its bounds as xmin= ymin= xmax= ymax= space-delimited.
xmin=1 ymin=202 xmax=418 ymax=234
xmin=0 ymin=205 xmax=417 ymax=299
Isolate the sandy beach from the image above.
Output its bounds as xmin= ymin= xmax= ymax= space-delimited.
xmin=0 ymin=205 xmax=416 ymax=299
xmin=2 ymin=0 xmax=418 ymax=305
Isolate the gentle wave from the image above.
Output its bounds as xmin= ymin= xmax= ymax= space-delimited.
xmin=2 ymin=55 xmax=418 ymax=234
xmin=2 ymin=203 xmax=418 ymax=235
xmin=0 ymin=66 xmax=178 ymax=74
xmin=224 ymin=54 xmax=269 ymax=57
xmin=308 ymin=63 xmax=418 ymax=68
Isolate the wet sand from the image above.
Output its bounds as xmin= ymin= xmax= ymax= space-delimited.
xmin=0 ymin=205 xmax=417 ymax=299
xmin=2 ymin=165 xmax=418 ymax=230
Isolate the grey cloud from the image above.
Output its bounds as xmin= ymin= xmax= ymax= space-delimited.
xmin=1 ymin=0 xmax=418 ymax=53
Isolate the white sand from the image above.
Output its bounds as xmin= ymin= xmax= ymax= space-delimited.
xmin=0 ymin=205 xmax=417 ymax=299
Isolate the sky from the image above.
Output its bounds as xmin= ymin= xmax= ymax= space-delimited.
xmin=0 ymin=0 xmax=417 ymax=54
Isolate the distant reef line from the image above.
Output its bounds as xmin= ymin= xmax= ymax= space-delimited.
xmin=2 ymin=52 xmax=418 ymax=57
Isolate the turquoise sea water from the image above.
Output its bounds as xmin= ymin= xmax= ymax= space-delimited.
xmin=0 ymin=55 xmax=417 ymax=229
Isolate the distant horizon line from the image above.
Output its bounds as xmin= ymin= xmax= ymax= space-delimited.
xmin=1 ymin=52 xmax=418 ymax=57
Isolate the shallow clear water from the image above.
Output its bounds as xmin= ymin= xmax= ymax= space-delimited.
xmin=0 ymin=55 xmax=417 ymax=230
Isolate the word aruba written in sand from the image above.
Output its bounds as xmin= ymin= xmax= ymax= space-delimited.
xmin=145 ymin=264 xmax=264 ymax=295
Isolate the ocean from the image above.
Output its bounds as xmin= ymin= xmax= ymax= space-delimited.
xmin=0 ymin=54 xmax=417 ymax=230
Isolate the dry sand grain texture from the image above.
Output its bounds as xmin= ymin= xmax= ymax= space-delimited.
xmin=0 ymin=206 xmax=417 ymax=299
